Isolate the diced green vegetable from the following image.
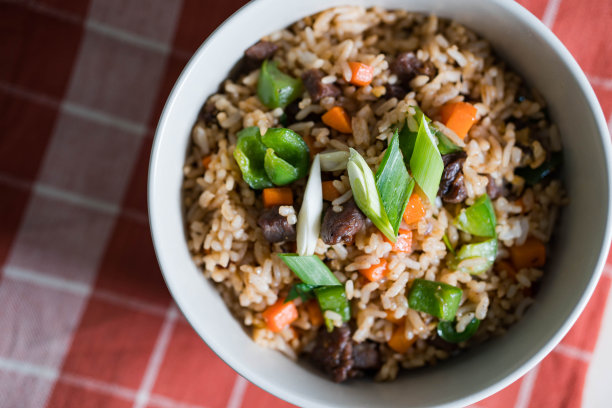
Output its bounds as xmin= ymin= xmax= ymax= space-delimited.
xmin=375 ymin=130 xmax=415 ymax=236
xmin=437 ymin=317 xmax=480 ymax=343
xmin=410 ymin=116 xmax=444 ymax=204
xmin=233 ymin=127 xmax=309 ymax=189
xmin=296 ymin=154 xmax=322 ymax=256
xmin=515 ymin=152 xmax=563 ymax=186
xmin=435 ymin=129 xmax=462 ymax=155
xmin=257 ymin=60 xmax=303 ymax=109
xmin=233 ymin=127 xmax=274 ymax=189
xmin=314 ymin=286 xmax=351 ymax=331
xmin=264 ymin=149 xmax=298 ymax=185
xmin=443 ymin=234 xmax=456 ymax=255
xmin=278 ymin=254 xmax=341 ymax=286
xmin=454 ymin=194 xmax=497 ymax=238
xmin=319 ymin=151 xmax=350 ymax=172
xmin=450 ymin=238 xmax=498 ymax=274
xmin=347 ymin=148 xmax=396 ymax=242
xmin=398 ymin=118 xmax=417 ymax=164
xmin=407 ymin=278 xmax=463 ymax=321
xmin=285 ymin=283 xmax=319 ymax=302
xmin=278 ymin=253 xmax=350 ymax=331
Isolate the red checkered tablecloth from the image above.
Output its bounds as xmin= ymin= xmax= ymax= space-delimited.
xmin=1 ymin=0 xmax=611 ymax=407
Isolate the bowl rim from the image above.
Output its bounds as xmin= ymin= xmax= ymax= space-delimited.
xmin=148 ymin=0 xmax=612 ymax=406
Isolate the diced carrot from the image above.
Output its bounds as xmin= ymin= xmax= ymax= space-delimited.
xmin=348 ymin=62 xmax=374 ymax=86
xmin=384 ymin=229 xmax=413 ymax=253
xmin=322 ymin=106 xmax=352 ymax=134
xmin=262 ymin=188 xmax=293 ymax=208
xmin=302 ymin=133 xmax=321 ymax=159
xmin=201 ymin=155 xmax=212 ymax=169
xmin=262 ymin=298 xmax=298 ymax=333
xmin=306 ymin=299 xmax=323 ymax=327
xmin=322 ymin=181 xmax=341 ymax=201
xmin=386 ymin=310 xmax=404 ymax=324
xmin=402 ymin=194 xmax=426 ymax=225
xmin=360 ymin=259 xmax=387 ymax=282
xmin=388 ymin=323 xmax=417 ymax=354
xmin=496 ymin=260 xmax=517 ymax=280
xmin=509 ymin=237 xmax=547 ymax=269
xmin=440 ymin=102 xmax=478 ymax=139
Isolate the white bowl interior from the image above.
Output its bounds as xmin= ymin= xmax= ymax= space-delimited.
xmin=149 ymin=0 xmax=611 ymax=406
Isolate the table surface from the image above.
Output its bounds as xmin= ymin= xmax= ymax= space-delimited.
xmin=1 ymin=0 xmax=611 ymax=407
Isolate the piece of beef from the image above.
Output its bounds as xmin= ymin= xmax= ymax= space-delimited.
xmin=438 ymin=152 xmax=468 ymax=204
xmin=391 ymin=52 xmax=438 ymax=83
xmin=257 ymin=206 xmax=296 ymax=243
xmin=309 ymin=325 xmax=381 ymax=382
xmin=244 ymin=40 xmax=279 ymax=61
xmin=320 ymin=199 xmax=366 ymax=245
xmin=384 ymin=83 xmax=408 ymax=100
xmin=302 ymin=69 xmax=341 ymax=102
xmin=198 ymin=101 xmax=218 ymax=125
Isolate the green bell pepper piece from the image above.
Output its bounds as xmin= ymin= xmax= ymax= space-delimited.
xmin=261 ymin=127 xmax=309 ymax=180
xmin=437 ymin=317 xmax=480 ymax=343
xmin=407 ymin=279 xmax=463 ymax=321
xmin=314 ymin=285 xmax=351 ymax=332
xmin=264 ymin=149 xmax=299 ymax=185
xmin=257 ymin=60 xmax=303 ymax=109
xmin=454 ymin=194 xmax=497 ymax=238
xmin=233 ymin=126 xmax=274 ymax=189
xmin=515 ymin=152 xmax=563 ymax=186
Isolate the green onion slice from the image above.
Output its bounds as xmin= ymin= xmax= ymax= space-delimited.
xmin=375 ymin=130 xmax=414 ymax=236
xmin=437 ymin=317 xmax=480 ymax=343
xmin=319 ymin=150 xmax=350 ymax=172
xmin=285 ymin=283 xmax=319 ymax=302
xmin=407 ymin=278 xmax=463 ymax=321
xmin=450 ymin=238 xmax=498 ymax=275
xmin=410 ymin=115 xmax=444 ymax=204
xmin=443 ymin=234 xmax=456 ymax=255
xmin=296 ymin=154 xmax=322 ymax=256
xmin=277 ymin=254 xmax=341 ymax=286
xmin=347 ymin=148 xmax=396 ymax=242
xmin=454 ymin=194 xmax=497 ymax=238
xmin=314 ymin=286 xmax=351 ymax=331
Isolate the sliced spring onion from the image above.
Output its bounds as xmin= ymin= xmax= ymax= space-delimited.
xmin=454 ymin=194 xmax=497 ymax=238
xmin=285 ymin=283 xmax=319 ymax=302
xmin=450 ymin=238 xmax=498 ymax=274
xmin=347 ymin=148 xmax=396 ymax=241
xmin=410 ymin=115 xmax=444 ymax=204
xmin=314 ymin=286 xmax=351 ymax=331
xmin=407 ymin=278 xmax=463 ymax=321
xmin=296 ymin=154 xmax=322 ymax=256
xmin=278 ymin=254 xmax=350 ymax=331
xmin=319 ymin=150 xmax=350 ymax=172
xmin=443 ymin=234 xmax=456 ymax=255
xmin=375 ymin=130 xmax=414 ymax=236
xmin=277 ymin=254 xmax=341 ymax=286
xmin=257 ymin=60 xmax=303 ymax=109
xmin=515 ymin=152 xmax=563 ymax=186
xmin=437 ymin=317 xmax=480 ymax=343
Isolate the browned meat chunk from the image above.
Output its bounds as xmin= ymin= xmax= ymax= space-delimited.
xmin=302 ymin=69 xmax=341 ymax=102
xmin=384 ymin=83 xmax=408 ymax=100
xmin=244 ymin=40 xmax=279 ymax=61
xmin=485 ymin=174 xmax=500 ymax=199
xmin=198 ymin=101 xmax=218 ymax=125
xmin=309 ymin=325 xmax=381 ymax=382
xmin=439 ymin=152 xmax=468 ymax=203
xmin=320 ymin=199 xmax=366 ymax=245
xmin=257 ymin=206 xmax=296 ymax=243
xmin=391 ymin=52 xmax=438 ymax=83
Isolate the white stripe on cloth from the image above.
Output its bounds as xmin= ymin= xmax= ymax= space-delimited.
xmin=542 ymin=0 xmax=563 ymax=28
xmin=226 ymin=375 xmax=249 ymax=408
xmin=554 ymin=343 xmax=593 ymax=363
xmin=133 ymin=306 xmax=179 ymax=408
xmin=514 ymin=365 xmax=540 ymax=408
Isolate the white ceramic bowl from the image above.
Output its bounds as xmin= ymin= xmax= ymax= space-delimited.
xmin=149 ymin=0 xmax=612 ymax=406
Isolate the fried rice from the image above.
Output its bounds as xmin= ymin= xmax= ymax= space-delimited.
xmin=181 ymin=6 xmax=566 ymax=381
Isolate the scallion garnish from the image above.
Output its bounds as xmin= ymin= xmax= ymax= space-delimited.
xmin=450 ymin=238 xmax=498 ymax=274
xmin=319 ymin=150 xmax=350 ymax=172
xmin=375 ymin=130 xmax=414 ymax=236
xmin=347 ymin=148 xmax=396 ymax=241
xmin=443 ymin=234 xmax=456 ymax=255
xmin=454 ymin=194 xmax=497 ymax=238
xmin=409 ymin=115 xmax=444 ymax=204
xmin=285 ymin=283 xmax=319 ymax=302
xmin=296 ymin=154 xmax=322 ymax=256
xmin=278 ymin=254 xmax=350 ymax=331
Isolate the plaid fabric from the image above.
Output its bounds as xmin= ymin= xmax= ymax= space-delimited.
xmin=1 ymin=0 xmax=610 ymax=407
